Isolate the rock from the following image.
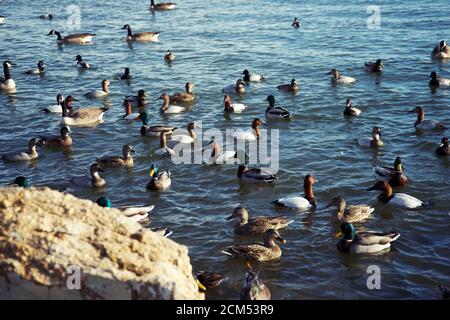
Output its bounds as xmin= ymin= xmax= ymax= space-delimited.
xmin=0 ymin=187 xmax=204 ymax=300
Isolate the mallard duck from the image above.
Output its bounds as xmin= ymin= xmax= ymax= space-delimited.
xmin=169 ymin=82 xmax=195 ymax=103
xmin=171 ymin=122 xmax=197 ymax=143
xmin=277 ymin=79 xmax=298 ymax=92
xmin=221 ymin=229 xmax=286 ymax=262
xmin=155 ymin=132 xmax=175 ymax=156
xmin=146 ymin=164 xmax=171 ymax=190
xmin=438 ymin=284 xmax=450 ymax=299
xmin=367 ymin=181 xmax=425 ymax=209
xmin=70 ymin=163 xmax=106 ymax=188
xmin=328 ymin=69 xmax=357 ymax=84
xmin=0 ymin=61 xmax=16 ymax=90
xmin=1 ymin=138 xmax=41 ymax=162
xmin=96 ymin=144 xmax=135 ymax=167
xmin=431 ymin=40 xmax=450 ymax=59
xmin=48 ymin=30 xmax=95 ymax=44
xmin=122 ymin=24 xmax=159 ymax=42
xmin=272 ymin=175 xmax=317 ymax=209
xmin=242 ymin=69 xmax=265 ymax=82
xmin=96 ymin=197 xmax=153 ymax=224
xmin=25 ymin=61 xmax=46 ymax=75
xmin=223 ymin=94 xmax=246 ymax=113
xmin=358 ymin=127 xmax=383 ymax=148
xmin=429 ymin=71 xmax=450 ymax=87
xmin=410 ymin=106 xmax=446 ymax=130
xmin=14 ymin=176 xmax=29 ymax=188
xmin=364 ymin=59 xmax=383 ymax=73
xmin=292 ymin=17 xmax=301 ymax=28
xmin=39 ymin=14 xmax=54 ymax=20
xmin=150 ymin=0 xmax=177 ymax=10
xmin=138 ymin=112 xmax=177 ymax=137
xmin=240 ymin=270 xmax=271 ymax=300
xmin=233 ymin=118 xmax=264 ymax=141
xmin=373 ymin=156 xmax=408 ymax=186
xmin=164 ymin=50 xmax=175 ymax=62
xmin=39 ymin=126 xmax=73 ymax=147
xmin=436 ymin=137 xmax=450 ymax=156
xmin=60 ymin=96 xmax=108 ymax=126
xmin=237 ymin=164 xmax=277 ymax=183
xmin=159 ymin=93 xmax=186 ymax=113
xmin=42 ymin=94 xmax=64 ymax=113
xmin=125 ymin=89 xmax=147 ymax=107
xmin=265 ymin=95 xmax=292 ymax=119
xmin=117 ymin=67 xmax=132 ymax=80
xmin=223 ymin=79 xmax=245 ymax=94
xmin=195 ymin=271 xmax=226 ymax=290
xmin=75 ymin=55 xmax=90 ymax=69
xmin=343 ymin=98 xmax=362 ymax=116
xmin=85 ymin=79 xmax=110 ymax=98
xmin=336 ymin=223 xmax=400 ymax=254
xmin=326 ymin=197 xmax=374 ymax=223
xmin=226 ymin=206 xmax=293 ymax=235
xmin=203 ymin=139 xmax=236 ymax=165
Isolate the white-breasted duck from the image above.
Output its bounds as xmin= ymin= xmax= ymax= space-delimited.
xmin=85 ymin=79 xmax=110 ymax=98
xmin=1 ymin=138 xmax=41 ymax=162
xmin=164 ymin=50 xmax=175 ymax=62
xmin=60 ymin=96 xmax=108 ymax=126
xmin=429 ymin=71 xmax=450 ymax=87
xmin=70 ymin=163 xmax=105 ymax=188
xmin=410 ymin=106 xmax=446 ymax=130
xmin=170 ymin=82 xmax=195 ymax=103
xmin=364 ymin=59 xmax=383 ymax=73
xmin=159 ymin=93 xmax=186 ymax=113
xmin=155 ymin=132 xmax=175 ymax=156
xmin=277 ymin=79 xmax=298 ymax=92
xmin=233 ymin=118 xmax=264 ymax=141
xmin=146 ymin=164 xmax=171 ymax=191
xmin=203 ymin=139 xmax=236 ymax=165
xmin=223 ymin=94 xmax=246 ymax=113
xmin=138 ymin=112 xmax=177 ymax=137
xmin=171 ymin=122 xmax=197 ymax=143
xmin=436 ymin=137 xmax=450 ymax=156
xmin=48 ymin=30 xmax=95 ymax=44
xmin=265 ymin=95 xmax=292 ymax=119
xmin=96 ymin=144 xmax=135 ymax=168
xmin=358 ymin=127 xmax=383 ymax=148
xmin=223 ymin=79 xmax=245 ymax=94
xmin=343 ymin=98 xmax=362 ymax=116
xmin=326 ymin=197 xmax=374 ymax=223
xmin=328 ymin=68 xmax=357 ymax=84
xmin=150 ymin=0 xmax=177 ymax=10
xmin=42 ymin=94 xmax=64 ymax=113
xmin=272 ymin=175 xmax=317 ymax=209
xmin=39 ymin=126 xmax=73 ymax=147
xmin=373 ymin=156 xmax=408 ymax=187
xmin=75 ymin=55 xmax=90 ymax=69
xmin=96 ymin=196 xmax=153 ymax=224
xmin=431 ymin=40 xmax=450 ymax=59
xmin=292 ymin=17 xmax=301 ymax=28
xmin=123 ymin=99 xmax=140 ymax=121
xmin=0 ymin=61 xmax=16 ymax=90
xmin=25 ymin=61 xmax=46 ymax=75
xmin=122 ymin=24 xmax=159 ymax=42
xmin=367 ymin=181 xmax=426 ymax=209
xmin=242 ymin=69 xmax=265 ymax=82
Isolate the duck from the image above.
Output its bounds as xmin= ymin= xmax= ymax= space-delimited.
xmin=1 ymin=138 xmax=41 ymax=162
xmin=117 ymin=67 xmax=132 ymax=80
xmin=25 ymin=61 xmax=46 ymax=75
xmin=85 ymin=79 xmax=110 ymax=98
xmin=226 ymin=206 xmax=293 ymax=235
xmin=75 ymin=55 xmax=90 ymax=69
xmin=60 ymin=96 xmax=108 ymax=126
xmin=429 ymin=71 xmax=450 ymax=87
xmin=237 ymin=164 xmax=277 ymax=183
xmin=410 ymin=106 xmax=446 ymax=130
xmin=326 ymin=197 xmax=374 ymax=223
xmin=48 ymin=30 xmax=95 ymax=44
xmin=150 ymin=227 xmax=173 ymax=237
xmin=164 ymin=50 xmax=175 ymax=62
xmin=146 ymin=164 xmax=171 ymax=191
xmin=265 ymin=95 xmax=293 ymax=119
xmin=122 ymin=99 xmax=140 ymax=121
xmin=96 ymin=196 xmax=152 ymax=224
xmin=431 ymin=40 xmax=450 ymax=59
xmin=292 ymin=17 xmax=301 ymax=28
xmin=336 ymin=223 xmax=400 ymax=254
xmin=223 ymin=79 xmax=245 ymax=94
xmin=0 ymin=61 xmax=16 ymax=90
xmin=39 ymin=14 xmax=54 ymax=20
xmin=70 ymin=163 xmax=106 ymax=188
xmin=169 ymin=82 xmax=195 ymax=103
xmin=438 ymin=284 xmax=450 ymax=299
xmin=242 ymin=69 xmax=265 ymax=82
xmin=171 ymin=122 xmax=197 ymax=143
xmin=373 ymin=156 xmax=408 ymax=186
xmin=343 ymin=98 xmax=362 ymax=116
xmin=122 ymin=24 xmax=159 ymax=42
xmin=42 ymin=94 xmax=64 ymax=113
xmin=233 ymin=118 xmax=264 ymax=141
xmin=195 ymin=271 xmax=226 ymax=290
xmin=159 ymin=93 xmax=186 ymax=113
xmin=272 ymin=175 xmax=317 ymax=209
xmin=277 ymin=79 xmax=298 ymax=92
xmin=367 ymin=181 xmax=425 ymax=209
xmin=138 ymin=112 xmax=177 ymax=137
xmin=357 ymin=127 xmax=383 ymax=148
xmin=155 ymin=132 xmax=175 ymax=156
xmin=328 ymin=69 xmax=357 ymax=84
xmin=436 ymin=137 xmax=450 ymax=156
xmin=39 ymin=126 xmax=73 ymax=147
xmin=150 ymin=0 xmax=177 ymax=10
xmin=0 ymin=16 xmax=6 ymax=24
xmin=14 ymin=176 xmax=29 ymax=188
xmin=203 ymin=139 xmax=236 ymax=165
xmin=124 ymin=89 xmax=147 ymax=107
xmin=96 ymin=144 xmax=135 ymax=168
xmin=364 ymin=59 xmax=383 ymax=73
xmin=240 ymin=270 xmax=271 ymax=300
xmin=221 ymin=229 xmax=286 ymax=262
xmin=223 ymin=94 xmax=247 ymax=113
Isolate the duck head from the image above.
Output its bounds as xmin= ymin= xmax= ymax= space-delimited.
xmin=14 ymin=176 xmax=29 ymax=188
xmin=96 ymin=196 xmax=112 ymax=208
xmin=441 ymin=137 xmax=449 ymax=147
xmin=440 ymin=40 xmax=447 ymax=52
xmin=336 ymin=223 xmax=355 ymax=240
xmin=121 ymin=24 xmax=131 ymax=30
xmin=372 ymin=126 xmax=382 ymax=138
xmin=290 ymin=78 xmax=297 ymax=86
xmin=158 ymin=93 xmax=169 ymax=101
xmin=37 ymin=60 xmax=46 ymax=70
xmin=138 ymin=89 xmax=147 ymax=98
xmin=56 ymin=94 xmax=64 ymax=104
xmin=375 ymin=59 xmax=383 ymax=71
xmin=75 ymin=55 xmax=83 ymax=62
xmin=149 ymin=164 xmax=159 ymax=178
xmin=123 ymin=144 xmax=135 ymax=157
xmin=236 ymin=79 xmax=245 ymax=89
xmin=240 ymin=270 xmax=269 ymax=300
xmin=185 ymin=82 xmax=195 ymax=93
xmin=393 ymin=156 xmax=403 ymax=172
xmin=327 ymin=68 xmax=339 ymax=79
xmin=430 ymin=71 xmax=438 ymax=80
xmin=265 ymin=95 xmax=275 ymax=108
xmin=90 ymin=163 xmax=104 ymax=175
xmin=226 ymin=206 xmax=249 ymax=222
xmin=251 ymin=118 xmax=265 ymax=130
xmin=263 ymin=229 xmax=286 ymax=245
xmin=3 ymin=60 xmax=15 ymax=69
xmin=326 ymin=196 xmax=346 ymax=211
xmin=345 ymin=98 xmax=352 ymax=108
xmin=60 ymin=126 xmax=71 ymax=137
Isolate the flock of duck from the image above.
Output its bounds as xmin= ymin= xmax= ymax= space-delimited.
xmin=1 ymin=3 xmax=450 ymax=300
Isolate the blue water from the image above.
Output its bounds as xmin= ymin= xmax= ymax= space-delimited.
xmin=1 ymin=0 xmax=449 ymax=299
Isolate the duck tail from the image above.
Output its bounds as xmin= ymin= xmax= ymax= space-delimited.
xmin=389 ymin=232 xmax=400 ymax=242
xmin=271 ymin=199 xmax=283 ymax=206
xmin=265 ymin=175 xmax=278 ymax=183
xmin=42 ymin=108 xmax=51 ymax=113
xmin=221 ymin=248 xmax=233 ymax=256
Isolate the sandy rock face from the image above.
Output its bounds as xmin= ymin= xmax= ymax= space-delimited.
xmin=0 ymin=187 xmax=204 ymax=300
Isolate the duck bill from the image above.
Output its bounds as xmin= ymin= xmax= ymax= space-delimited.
xmin=225 ymin=214 xmax=234 ymax=221
xmin=149 ymin=169 xmax=155 ymax=177
xmin=408 ymin=109 xmax=415 ymax=113
xmin=335 ymin=231 xmax=343 ymax=239
xmin=277 ymin=236 xmax=287 ymax=244
xmin=196 ymin=279 xmax=207 ymax=291
xmin=130 ymin=149 xmax=136 ymax=153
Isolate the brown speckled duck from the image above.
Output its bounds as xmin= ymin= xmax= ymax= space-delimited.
xmin=39 ymin=126 xmax=73 ymax=147
xmin=170 ymin=82 xmax=195 ymax=103
xmin=96 ymin=144 xmax=135 ymax=168
xmin=326 ymin=197 xmax=374 ymax=223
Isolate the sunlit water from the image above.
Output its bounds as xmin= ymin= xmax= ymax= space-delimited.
xmin=1 ymin=0 xmax=449 ymax=299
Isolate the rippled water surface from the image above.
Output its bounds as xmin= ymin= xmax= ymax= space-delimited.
xmin=1 ymin=0 xmax=450 ymax=299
